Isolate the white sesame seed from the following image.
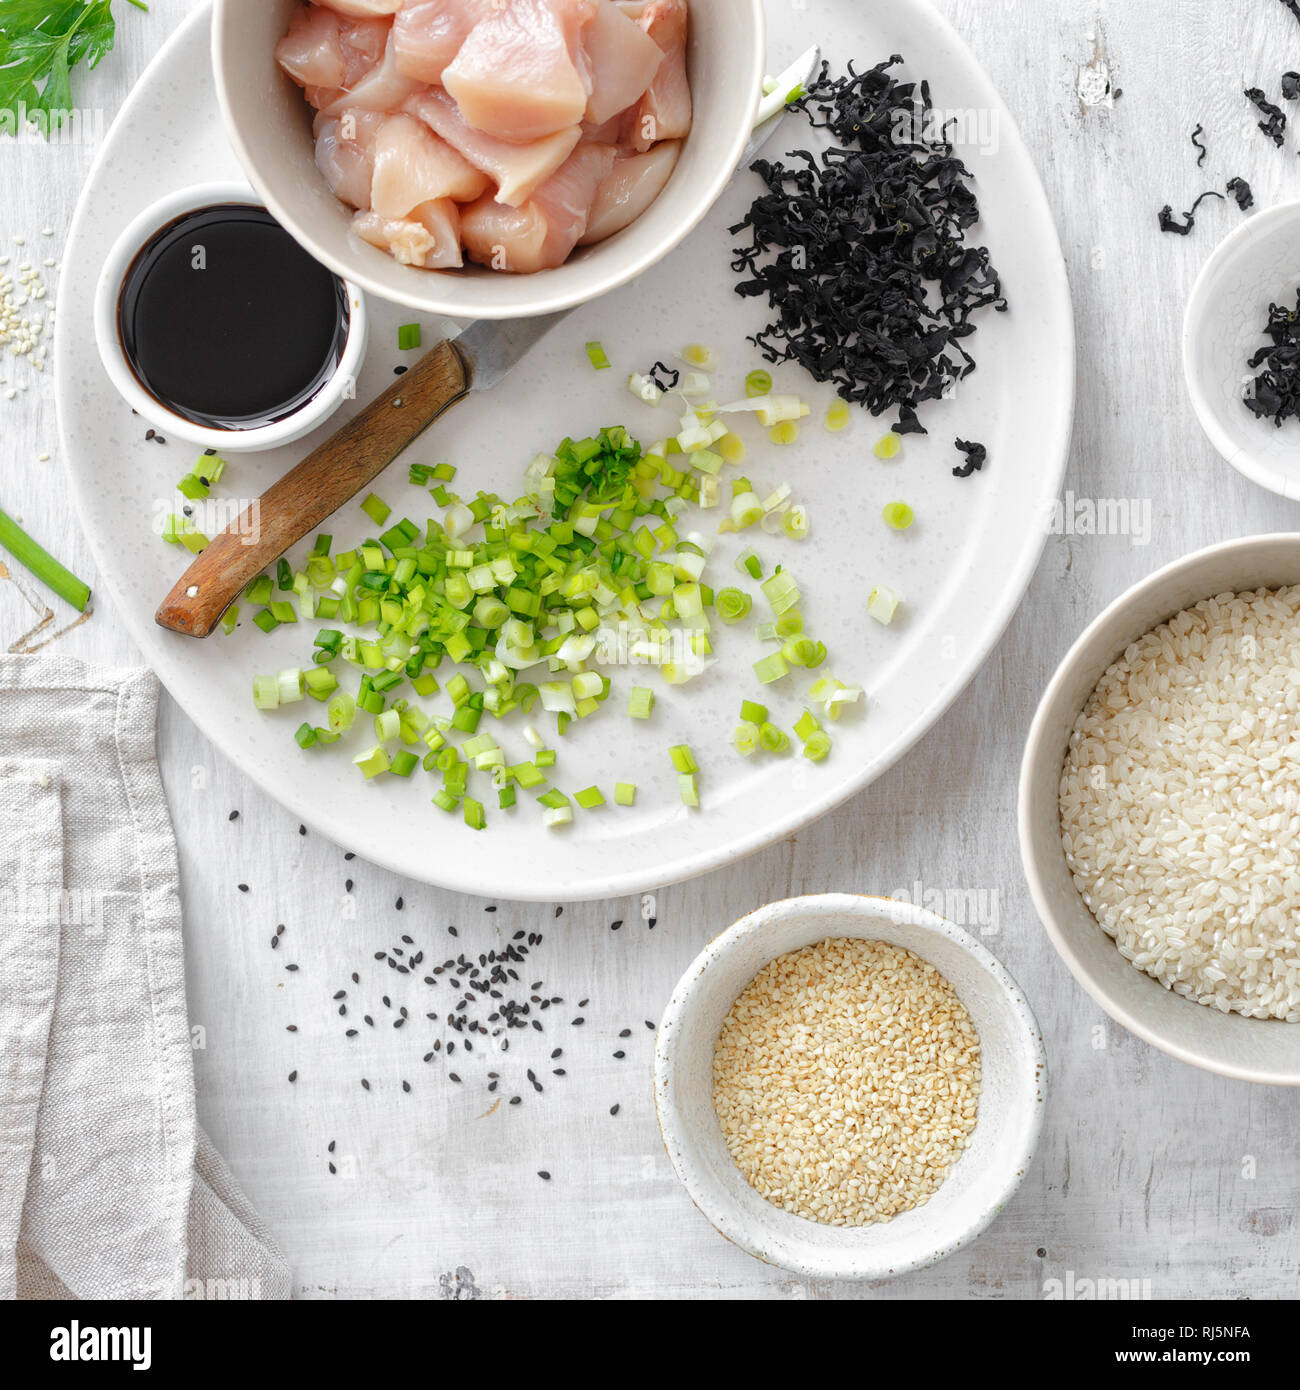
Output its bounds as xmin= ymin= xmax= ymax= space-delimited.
xmin=712 ymin=937 xmax=981 ymax=1227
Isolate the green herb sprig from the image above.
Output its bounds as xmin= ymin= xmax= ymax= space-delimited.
xmin=0 ymin=0 xmax=148 ymax=131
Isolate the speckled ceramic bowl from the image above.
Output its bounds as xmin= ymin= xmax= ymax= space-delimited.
xmin=212 ymin=0 xmax=765 ymax=320
xmin=1019 ymin=533 xmax=1300 ymax=1084
xmin=654 ymin=894 xmax=1046 ymax=1281
xmin=1184 ymin=198 xmax=1300 ymax=499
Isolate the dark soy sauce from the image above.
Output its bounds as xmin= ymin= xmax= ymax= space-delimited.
xmin=118 ymin=203 xmax=349 ymax=431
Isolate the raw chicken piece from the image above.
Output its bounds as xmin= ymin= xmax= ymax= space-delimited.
xmin=461 ymin=142 xmax=615 ymax=272
xmin=324 ymin=28 xmax=420 ymax=114
xmin=578 ymin=139 xmax=679 ymax=243
xmin=276 ymin=4 xmax=344 ymax=89
xmin=337 ymin=15 xmax=392 ymax=84
xmin=313 ymin=106 xmax=386 ymax=209
xmin=392 ymin=0 xmax=494 ymax=85
xmin=627 ymin=0 xmax=691 ymax=150
xmin=581 ymin=0 xmax=663 ymax=126
xmin=406 ymin=88 xmax=581 ymax=207
xmin=315 ymin=0 xmax=401 ymax=16
xmin=371 ymin=113 xmax=490 ymax=218
xmin=353 ymin=199 xmax=464 ymax=268
xmin=442 ymin=0 xmax=597 ymax=142
xmin=304 ymin=84 xmax=348 ymax=110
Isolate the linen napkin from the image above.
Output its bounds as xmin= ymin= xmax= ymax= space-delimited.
xmin=0 ymin=652 xmax=290 ymax=1300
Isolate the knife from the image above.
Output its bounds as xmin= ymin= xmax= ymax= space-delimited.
xmin=155 ymin=45 xmax=820 ymax=638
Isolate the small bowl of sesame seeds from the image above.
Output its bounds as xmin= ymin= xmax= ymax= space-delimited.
xmin=654 ymin=893 xmax=1046 ymax=1281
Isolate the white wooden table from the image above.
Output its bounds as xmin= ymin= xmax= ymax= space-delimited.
xmin=5 ymin=0 xmax=1300 ymax=1299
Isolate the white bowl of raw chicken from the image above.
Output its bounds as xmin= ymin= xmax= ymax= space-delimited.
xmin=212 ymin=0 xmax=764 ymax=320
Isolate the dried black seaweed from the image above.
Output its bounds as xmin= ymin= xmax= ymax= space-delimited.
xmin=1245 ymin=87 xmax=1287 ymax=145
xmin=728 ymin=55 xmax=1006 ymax=437
xmin=1283 ymin=71 xmax=1300 ymax=100
xmin=1227 ymin=176 xmax=1255 ymax=211
xmin=1245 ymin=290 xmax=1300 ymax=426
xmin=1158 ymin=190 xmax=1223 ymax=235
xmin=952 ymin=439 xmax=987 ymax=478
xmin=1191 ymin=124 xmax=1208 ymax=166
xmin=646 ymin=360 xmax=679 ymax=392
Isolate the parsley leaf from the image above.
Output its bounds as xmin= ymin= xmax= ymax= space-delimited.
xmin=0 ymin=1 xmax=120 ymax=130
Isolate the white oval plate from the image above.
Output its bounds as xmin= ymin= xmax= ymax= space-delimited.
xmin=57 ymin=1 xmax=1073 ymax=901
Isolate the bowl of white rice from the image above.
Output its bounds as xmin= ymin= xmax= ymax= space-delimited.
xmin=1021 ymin=533 xmax=1300 ymax=1084
xmin=654 ymin=894 xmax=1046 ymax=1281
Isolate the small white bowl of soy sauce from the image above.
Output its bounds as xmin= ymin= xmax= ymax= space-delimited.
xmin=94 ymin=181 xmax=367 ymax=453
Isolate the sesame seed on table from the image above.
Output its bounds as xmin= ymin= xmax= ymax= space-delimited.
xmin=4 ymin=0 xmax=1300 ymax=1298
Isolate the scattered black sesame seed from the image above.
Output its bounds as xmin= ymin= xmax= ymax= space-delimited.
xmin=286 ymin=1024 xmax=297 ymax=1033
xmin=361 ymin=1078 xmax=370 ymax=1090
xmin=227 ymin=810 xmax=239 ymax=822
xmin=288 ymin=1070 xmax=297 ymax=1083
xmin=285 ymin=964 xmax=299 ymax=972
xmin=610 ymin=1104 xmax=620 ymax=1116
xmin=328 ymin=1140 xmax=335 ymax=1153
xmin=609 ymin=919 xmax=622 ymax=931
xmin=537 ymin=1170 xmax=551 ymax=1180
xmin=237 ymin=883 xmax=249 ymax=893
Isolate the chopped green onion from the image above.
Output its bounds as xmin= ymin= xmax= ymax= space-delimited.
xmin=883 ymin=501 xmax=914 ymax=531
xmin=678 ymin=343 xmax=718 ymax=371
xmin=678 ymin=772 xmax=699 ymax=807
xmin=716 ymin=587 xmax=752 ymax=623
xmin=759 ymin=722 xmax=790 ymax=754
xmin=628 ymin=686 xmax=655 ymax=720
xmin=874 ymin=433 xmax=901 ymax=460
xmin=353 ymin=745 xmax=391 ymax=779
xmin=614 ymin=782 xmax=636 ymax=806
xmin=825 ymin=400 xmax=851 ymax=432
xmin=733 ymin=721 xmax=760 ymax=756
xmin=802 ymin=730 xmax=832 ymax=762
xmin=768 ymin=421 xmax=799 ymax=446
xmin=740 ymin=699 xmax=769 ymax=724
xmin=361 ymin=493 xmax=391 ymax=526
xmin=398 ymin=323 xmax=422 ymax=351
xmin=793 ymin=709 xmax=822 ymax=741
xmin=744 ymin=369 xmax=772 ymax=398
xmin=753 ymin=652 xmax=789 ymax=684
xmin=868 ymin=584 xmax=903 ymax=625
xmin=0 ymin=506 xmax=91 ymax=610
xmin=575 ymin=785 xmax=605 ymax=810
xmin=669 ymin=744 xmax=697 ymax=774
xmin=585 ymin=341 xmax=611 ymax=370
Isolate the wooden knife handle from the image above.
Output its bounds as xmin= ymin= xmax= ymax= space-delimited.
xmin=155 ymin=338 xmax=471 ymax=638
